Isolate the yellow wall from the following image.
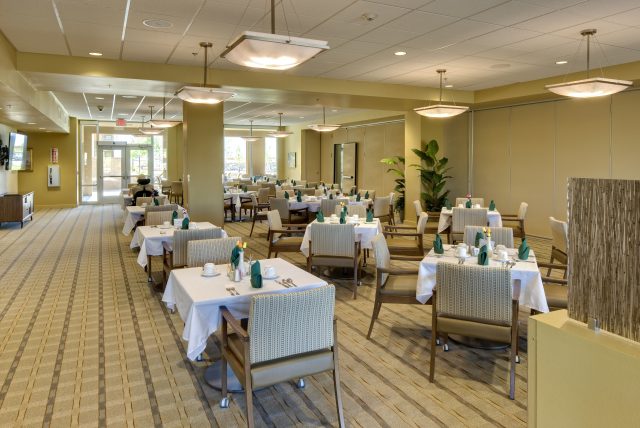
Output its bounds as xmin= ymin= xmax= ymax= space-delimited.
xmin=0 ymin=122 xmax=19 ymax=195
xmin=282 ymin=126 xmax=301 ymax=180
xmin=19 ymin=118 xmax=78 ymax=208
xmin=166 ymin=124 xmax=183 ymax=181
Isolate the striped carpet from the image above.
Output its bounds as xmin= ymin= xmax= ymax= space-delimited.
xmin=0 ymin=205 xmax=554 ymax=427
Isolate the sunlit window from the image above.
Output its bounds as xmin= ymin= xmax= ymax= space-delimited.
xmin=224 ymin=137 xmax=247 ymax=178
xmin=265 ymin=137 xmax=277 ymax=176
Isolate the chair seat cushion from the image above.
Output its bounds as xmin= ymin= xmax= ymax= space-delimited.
xmin=544 ymin=283 xmax=568 ymax=309
xmin=272 ymin=237 xmax=304 ymax=246
xmin=381 ymin=276 xmax=418 ymax=297
xmin=309 ymin=255 xmax=357 ymax=268
xmin=437 ymin=316 xmax=512 ymax=343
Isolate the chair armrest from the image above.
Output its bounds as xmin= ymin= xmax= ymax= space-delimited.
xmin=220 ymin=307 xmax=249 ymax=341
xmin=541 ymin=277 xmax=568 ymax=285
xmin=281 ymin=223 xmax=307 ymax=229
xmin=501 ymin=214 xmax=519 ymax=220
xmin=383 ymin=230 xmax=420 ymax=238
xmin=384 ymin=225 xmax=418 ymax=231
xmin=390 ymin=255 xmax=424 ymax=261
xmin=377 ymin=266 xmax=419 ymax=276
xmin=537 ymin=262 xmax=567 ymax=270
xmin=269 ymin=228 xmax=304 ymax=235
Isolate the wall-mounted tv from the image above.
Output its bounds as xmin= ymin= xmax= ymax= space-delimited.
xmin=8 ymin=132 xmax=28 ymax=171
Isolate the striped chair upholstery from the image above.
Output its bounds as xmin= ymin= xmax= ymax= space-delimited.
xmin=333 ymin=204 xmax=366 ymax=218
xmin=455 ymin=197 xmax=485 ymax=207
xmin=257 ymin=188 xmax=270 ymax=204
xmin=187 ymin=237 xmax=240 ymax=267
xmin=145 ymin=211 xmax=173 ymax=226
xmin=463 ymin=226 xmax=514 ymax=248
xmin=270 ymin=198 xmax=290 ymax=220
xmin=320 ymin=198 xmax=339 ymax=217
xmin=172 ymin=228 xmax=222 ymax=267
xmin=275 ymin=190 xmax=286 ymax=199
xmin=247 ymin=185 xmax=260 ymax=191
xmin=145 ymin=203 xmax=178 ymax=213
xmin=266 ymin=210 xmax=304 ymax=258
xmin=451 ymin=208 xmax=488 ymax=234
xmin=136 ymin=197 xmax=153 ymax=206
xmin=248 ymin=285 xmax=335 ymax=364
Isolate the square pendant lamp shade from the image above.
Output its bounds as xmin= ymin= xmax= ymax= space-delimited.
xmin=414 ymin=69 xmax=468 ymax=118
xmin=176 ymin=42 xmax=235 ymax=104
xmin=308 ymin=105 xmax=340 ymax=132
xmin=149 ymin=97 xmax=180 ymax=128
xmin=139 ymin=108 xmax=163 ymax=135
xmin=267 ymin=113 xmax=293 ymax=138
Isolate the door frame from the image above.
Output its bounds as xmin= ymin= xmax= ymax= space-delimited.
xmin=97 ymin=143 xmax=154 ymax=204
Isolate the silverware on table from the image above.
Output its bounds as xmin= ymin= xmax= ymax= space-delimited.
xmin=285 ymin=278 xmax=298 ymax=287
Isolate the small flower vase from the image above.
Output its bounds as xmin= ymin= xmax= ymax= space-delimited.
xmin=238 ymin=251 xmax=245 ymax=276
xmin=485 ymin=237 xmax=493 ymax=257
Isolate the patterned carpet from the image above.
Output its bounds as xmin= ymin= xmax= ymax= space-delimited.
xmin=0 ymin=205 xmax=554 ymax=427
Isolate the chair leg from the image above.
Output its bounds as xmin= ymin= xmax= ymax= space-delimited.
xmin=352 ymin=261 xmax=359 ymax=300
xmin=429 ymin=313 xmax=437 ymax=382
xmin=245 ymin=374 xmax=254 ymax=428
xmin=220 ymin=356 xmax=229 ymax=408
xmin=332 ymin=325 xmax=346 ymax=428
xmin=250 ymin=215 xmax=256 ymax=237
xmin=366 ymin=298 xmax=382 ymax=339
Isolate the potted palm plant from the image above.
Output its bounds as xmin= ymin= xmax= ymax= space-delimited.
xmin=380 ymin=156 xmax=405 ymax=222
xmin=411 ymin=139 xmax=451 ymax=212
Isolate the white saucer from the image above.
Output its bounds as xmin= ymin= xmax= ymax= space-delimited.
xmin=263 ymin=274 xmax=279 ymax=280
xmin=201 ymin=271 xmax=220 ymax=277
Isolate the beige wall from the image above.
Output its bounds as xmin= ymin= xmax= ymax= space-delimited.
xmin=0 ymin=122 xmax=19 ymax=195
xmin=166 ymin=124 xmax=183 ymax=181
xmin=19 ymin=118 xmax=78 ymax=208
xmin=471 ymin=90 xmax=640 ymax=237
xmin=282 ymin=126 xmax=301 ymax=180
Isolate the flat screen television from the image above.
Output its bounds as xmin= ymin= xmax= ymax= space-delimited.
xmin=8 ymin=132 xmax=28 ymax=171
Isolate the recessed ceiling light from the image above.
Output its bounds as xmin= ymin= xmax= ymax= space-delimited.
xmin=556 ymin=60 xmax=568 ymax=65
xmin=95 ymin=96 xmax=104 ymax=100
xmin=394 ymin=51 xmax=407 ymax=56
xmin=122 ymin=95 xmax=137 ymax=99
xmin=445 ymin=84 xmax=453 ymax=88
xmin=299 ymin=116 xmax=305 ymax=119
xmin=331 ymin=109 xmax=338 ymax=112
xmin=89 ymin=52 xmax=103 ymax=56
xmin=27 ymin=122 xmax=36 ymax=125
xmin=38 ymin=127 xmax=45 ymax=130
xmin=143 ymin=19 xmax=173 ymax=29
xmin=118 ymin=113 xmax=128 ymax=116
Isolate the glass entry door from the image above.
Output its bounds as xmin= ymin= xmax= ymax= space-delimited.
xmin=97 ymin=145 xmax=153 ymax=204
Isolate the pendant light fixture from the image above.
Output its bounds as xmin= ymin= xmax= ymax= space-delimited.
xmin=149 ymin=97 xmax=180 ymax=128
xmin=545 ymin=29 xmax=632 ymax=98
xmin=414 ymin=69 xmax=469 ymax=118
xmin=308 ymin=104 xmax=340 ymax=132
xmin=139 ymin=107 xmax=163 ymax=135
xmin=220 ymin=0 xmax=329 ymax=70
xmin=176 ymin=42 xmax=235 ymax=104
xmin=242 ymin=120 xmax=261 ymax=142
xmin=267 ymin=113 xmax=293 ymax=138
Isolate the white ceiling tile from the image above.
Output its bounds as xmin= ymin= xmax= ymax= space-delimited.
xmin=517 ymin=0 xmax=587 ymax=8
xmin=597 ymin=28 xmax=640 ymax=52
xmin=551 ymin=20 xmax=629 ymax=40
xmin=383 ymin=10 xmax=458 ymax=31
xmin=121 ymin=41 xmax=175 ymax=63
xmin=602 ymin=6 xmax=640 ymax=26
xmin=0 ymin=14 xmax=68 ymax=55
xmin=125 ymin=28 xmax=184 ymax=45
xmin=130 ymin=0 xmax=205 ymax=19
xmin=514 ymin=10 xmax=595 ymax=32
xmin=64 ymin=22 xmax=122 ymax=57
xmin=419 ymin=0 xmax=510 ymax=18
xmin=470 ymin=1 xmax=554 ymax=26
xmin=366 ymin=0 xmax=434 ymax=8
xmin=402 ymin=19 xmax=502 ymax=50
xmin=356 ymin=27 xmax=420 ymax=44
xmin=560 ymin=0 xmax=640 ymax=20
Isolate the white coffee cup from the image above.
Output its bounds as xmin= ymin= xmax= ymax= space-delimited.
xmin=456 ymin=246 xmax=468 ymax=257
xmin=458 ymin=203 xmax=464 ymax=208
xmin=498 ymin=250 xmax=509 ymax=261
xmin=203 ymin=263 xmax=215 ymax=275
xmin=264 ymin=265 xmax=276 ymax=278
xmin=472 ymin=247 xmax=480 ymax=256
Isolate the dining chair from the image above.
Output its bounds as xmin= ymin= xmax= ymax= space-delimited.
xmin=171 ymin=181 xmax=183 ymax=204
xmin=307 ymin=223 xmax=361 ymax=299
xmin=257 ymin=188 xmax=270 ymax=205
xmin=413 ymin=199 xmax=441 ymax=236
xmin=367 ymin=234 xmax=426 ymax=339
xmin=145 ymin=210 xmax=174 ymax=227
xmin=455 ymin=197 xmax=485 ymax=207
xmin=307 ymin=181 xmax=318 ymax=188
xmin=413 ymin=200 xmax=423 ymax=223
xmin=270 ymin=197 xmax=308 ymax=224
xmin=249 ymin=193 xmax=269 ymax=237
xmin=145 ymin=203 xmax=178 ymax=213
xmin=186 ymin=237 xmax=241 ymax=267
xmin=266 ymin=210 xmax=306 ymax=258
xmin=388 ymin=192 xmax=395 ymax=225
xmin=463 ymin=226 xmax=515 ymax=248
xmin=246 ymin=185 xmax=260 ymax=192
xmin=161 ymin=180 xmax=172 ymax=196
xmin=333 ymin=204 xmax=367 ymax=218
xmin=429 ymin=263 xmax=520 ymax=400
xmin=219 ymin=285 xmax=345 ymax=428
xmin=373 ymin=196 xmax=392 ymax=224
xmin=162 ymin=228 xmax=223 ymax=287
xmin=383 ymin=212 xmax=429 ymax=256
xmin=275 ymin=190 xmax=286 ymax=199
xmin=548 ymin=217 xmax=568 ymax=272
xmin=224 ymin=196 xmax=235 ymax=222
xmin=320 ymin=198 xmax=339 ymax=217
xmin=537 ymin=262 xmax=568 ymax=310
xmin=314 ymin=189 xmax=324 ymax=197
xmin=502 ymin=202 xmax=528 ymax=240
xmin=136 ymin=196 xmax=153 ymax=206
xmin=451 ymin=207 xmax=488 ymax=243
xmin=358 ymin=189 xmax=376 ymax=200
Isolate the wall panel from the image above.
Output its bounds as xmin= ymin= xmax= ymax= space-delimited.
xmin=611 ymin=90 xmax=640 ymax=180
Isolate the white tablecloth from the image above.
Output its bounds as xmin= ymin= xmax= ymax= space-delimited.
xmin=121 ymin=194 xmax=168 ymax=209
xmin=300 ymin=218 xmax=382 ymax=257
xmin=416 ymin=245 xmax=548 ymax=312
xmin=437 ymin=208 xmax=503 ymax=233
xmin=130 ymin=222 xmax=226 ymax=267
xmin=122 ymin=205 xmax=186 ymax=235
xmin=162 ymin=258 xmax=328 ymax=360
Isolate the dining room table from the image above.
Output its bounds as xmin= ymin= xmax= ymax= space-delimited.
xmin=416 ymin=244 xmax=548 ymax=313
xmin=122 ymin=204 xmax=186 ymax=235
xmin=300 ymin=217 xmax=382 ymax=258
xmin=162 ymin=257 xmax=328 ymax=391
xmin=130 ymin=222 xmax=226 ymax=280
xmin=436 ymin=207 xmax=503 ymax=233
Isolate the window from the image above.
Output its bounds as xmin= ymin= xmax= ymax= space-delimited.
xmin=265 ymin=137 xmax=277 ymax=176
xmin=224 ymin=137 xmax=247 ymax=178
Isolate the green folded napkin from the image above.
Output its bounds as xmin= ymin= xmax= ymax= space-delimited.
xmin=329 ymin=193 xmax=333 ymax=199
xmin=296 ymin=192 xmax=302 ymax=202
xmin=292 ymin=180 xmax=296 ymax=186
xmin=242 ymin=185 xmax=247 ymax=192
xmin=489 ymin=200 xmax=496 ymax=211
xmin=475 ymin=231 xmax=485 ymax=248
xmin=181 ymin=217 xmax=190 ymax=230
xmin=342 ymin=205 xmax=348 ymax=214
xmin=284 ymin=191 xmax=290 ymax=200
xmin=316 ymin=211 xmax=324 ymax=223
xmin=230 ymin=246 xmax=241 ymax=269
xmin=330 ymin=184 xmax=334 ymax=189
xmin=434 ymin=234 xmax=444 ymax=254
xmin=356 ymin=193 xmax=361 ymax=202
xmin=276 ymin=180 xmax=280 ymax=186
xmin=518 ymin=238 xmax=530 ymax=260
xmin=315 ymin=184 xmax=318 ymax=189
xmin=478 ymin=244 xmax=489 ymax=265
xmin=250 ymin=261 xmax=262 ymax=289
xmin=339 ymin=211 xmax=346 ymax=224
xmin=444 ymin=198 xmax=452 ymax=210
xmin=153 ymin=197 xmax=160 ymax=206
xmin=366 ymin=209 xmax=373 ymax=222
xmin=365 ymin=191 xmax=369 ymax=199
xmin=172 ymin=210 xmax=178 ymax=222
xmin=466 ymin=199 xmax=472 ymax=208
xmin=349 ymin=188 xmax=354 ymax=196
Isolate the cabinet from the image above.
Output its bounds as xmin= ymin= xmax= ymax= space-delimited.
xmin=0 ymin=191 xmax=34 ymax=228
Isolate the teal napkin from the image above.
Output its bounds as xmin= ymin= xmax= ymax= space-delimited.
xmin=315 ymin=184 xmax=318 ymax=189
xmin=329 ymin=193 xmax=333 ymax=200
xmin=434 ymin=234 xmax=444 ymax=254
xmin=339 ymin=211 xmax=346 ymax=224
xmin=172 ymin=210 xmax=178 ymax=223
xmin=230 ymin=246 xmax=241 ymax=269
xmin=153 ymin=198 xmax=159 ymax=206
xmin=475 ymin=231 xmax=485 ymax=248
xmin=296 ymin=192 xmax=302 ymax=202
xmin=350 ymin=188 xmax=354 ymax=196
xmin=342 ymin=205 xmax=348 ymax=215
xmin=306 ymin=183 xmax=309 ymax=188
xmin=276 ymin=180 xmax=281 ymax=186
xmin=518 ymin=238 xmax=530 ymax=260
xmin=181 ymin=217 xmax=190 ymax=230
xmin=478 ymin=244 xmax=489 ymax=265
xmin=489 ymin=200 xmax=496 ymax=211
xmin=366 ymin=209 xmax=373 ymax=222
xmin=284 ymin=191 xmax=290 ymax=200
xmin=330 ymin=184 xmax=334 ymax=189
xmin=444 ymin=198 xmax=452 ymax=210
xmin=365 ymin=191 xmax=369 ymax=199
xmin=250 ymin=261 xmax=262 ymax=288
xmin=356 ymin=193 xmax=361 ymax=202
xmin=242 ymin=185 xmax=247 ymax=192
xmin=292 ymin=180 xmax=296 ymax=186
xmin=316 ymin=211 xmax=324 ymax=223
xmin=466 ymin=199 xmax=472 ymax=208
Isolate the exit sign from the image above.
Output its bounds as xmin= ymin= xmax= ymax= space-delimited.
xmin=116 ymin=118 xmax=127 ymax=127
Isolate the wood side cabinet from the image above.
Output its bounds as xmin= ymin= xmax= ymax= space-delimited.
xmin=0 ymin=191 xmax=34 ymax=228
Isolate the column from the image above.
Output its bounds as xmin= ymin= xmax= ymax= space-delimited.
xmin=182 ymin=101 xmax=224 ymax=225
xmin=404 ymin=111 xmax=421 ymax=223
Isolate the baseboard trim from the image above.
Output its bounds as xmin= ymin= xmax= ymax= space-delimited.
xmin=35 ymin=204 xmax=78 ymax=209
